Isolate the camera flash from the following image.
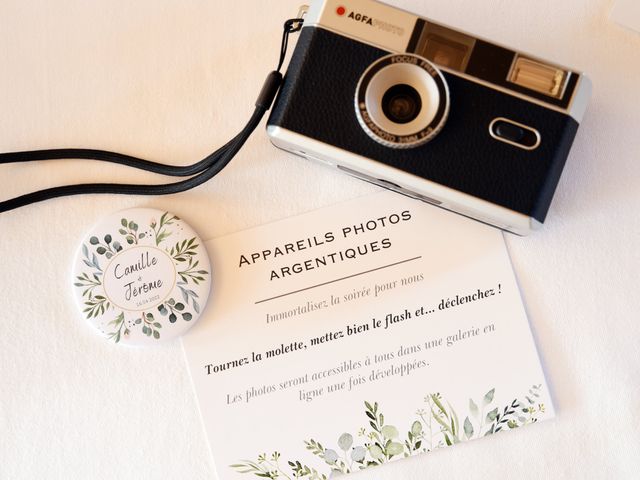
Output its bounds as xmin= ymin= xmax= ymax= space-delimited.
xmin=508 ymin=55 xmax=569 ymax=99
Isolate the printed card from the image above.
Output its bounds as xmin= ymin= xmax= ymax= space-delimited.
xmin=182 ymin=191 xmax=553 ymax=479
xmin=611 ymin=0 xmax=640 ymax=34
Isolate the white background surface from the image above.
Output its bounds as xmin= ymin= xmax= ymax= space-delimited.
xmin=0 ymin=0 xmax=638 ymax=479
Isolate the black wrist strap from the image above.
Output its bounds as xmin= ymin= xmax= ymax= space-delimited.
xmin=0 ymin=18 xmax=303 ymax=213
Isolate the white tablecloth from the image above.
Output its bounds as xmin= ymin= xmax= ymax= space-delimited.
xmin=1 ymin=0 xmax=638 ymax=478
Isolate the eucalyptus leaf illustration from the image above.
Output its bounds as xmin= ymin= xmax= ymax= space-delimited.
xmin=151 ymin=212 xmax=179 ymax=246
xmin=386 ymin=442 xmax=404 ymax=457
xmin=368 ymin=445 xmax=384 ymax=460
xmin=351 ymin=446 xmax=366 ymax=462
xmin=483 ymin=388 xmax=495 ymax=405
xmin=381 ymin=425 xmax=398 ymax=440
xmin=469 ymin=398 xmax=479 ymax=418
xmin=337 ymin=433 xmax=353 ymax=451
xmin=411 ymin=420 xmax=422 ymax=436
xmin=323 ymin=449 xmax=338 ymax=465
xmin=486 ymin=407 xmax=499 ymax=423
xmin=463 ymin=417 xmax=474 ymax=439
xmin=232 ymin=386 xmax=546 ymax=479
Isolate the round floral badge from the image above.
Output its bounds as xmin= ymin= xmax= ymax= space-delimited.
xmin=72 ymin=208 xmax=211 ymax=345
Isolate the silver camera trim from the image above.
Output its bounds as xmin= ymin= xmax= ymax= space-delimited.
xmin=302 ymin=0 xmax=591 ymax=123
xmin=267 ymin=125 xmax=542 ymax=235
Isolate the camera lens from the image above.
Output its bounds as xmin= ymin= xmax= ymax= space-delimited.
xmin=355 ymin=54 xmax=449 ymax=149
xmin=382 ymin=84 xmax=422 ymax=124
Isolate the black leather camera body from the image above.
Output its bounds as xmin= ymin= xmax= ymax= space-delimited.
xmin=267 ymin=0 xmax=591 ymax=234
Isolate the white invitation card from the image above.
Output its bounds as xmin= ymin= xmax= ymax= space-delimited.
xmin=182 ymin=192 xmax=553 ymax=479
xmin=612 ymin=0 xmax=640 ymax=34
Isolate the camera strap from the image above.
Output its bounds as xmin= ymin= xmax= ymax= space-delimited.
xmin=0 ymin=18 xmax=304 ymax=213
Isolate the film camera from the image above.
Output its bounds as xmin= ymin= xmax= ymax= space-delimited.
xmin=267 ymin=0 xmax=591 ymax=234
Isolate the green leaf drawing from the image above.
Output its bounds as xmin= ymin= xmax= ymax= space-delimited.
xmin=483 ymin=388 xmax=495 ymax=405
xmin=463 ymin=417 xmax=474 ymax=439
xmin=381 ymin=425 xmax=398 ymax=440
xmin=232 ymin=386 xmax=546 ymax=479
xmin=151 ymin=212 xmax=179 ymax=246
xmin=486 ymin=407 xmax=499 ymax=423
xmin=338 ymin=433 xmax=353 ymax=451
xmin=469 ymin=398 xmax=479 ymax=418
xmin=177 ymin=257 xmax=208 ymax=285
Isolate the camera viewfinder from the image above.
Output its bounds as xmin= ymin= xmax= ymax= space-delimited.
xmin=416 ymin=23 xmax=476 ymax=72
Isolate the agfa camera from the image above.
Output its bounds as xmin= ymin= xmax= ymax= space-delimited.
xmin=267 ymin=0 xmax=591 ymax=235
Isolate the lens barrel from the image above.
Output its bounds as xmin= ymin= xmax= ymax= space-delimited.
xmin=355 ymin=54 xmax=450 ymax=149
